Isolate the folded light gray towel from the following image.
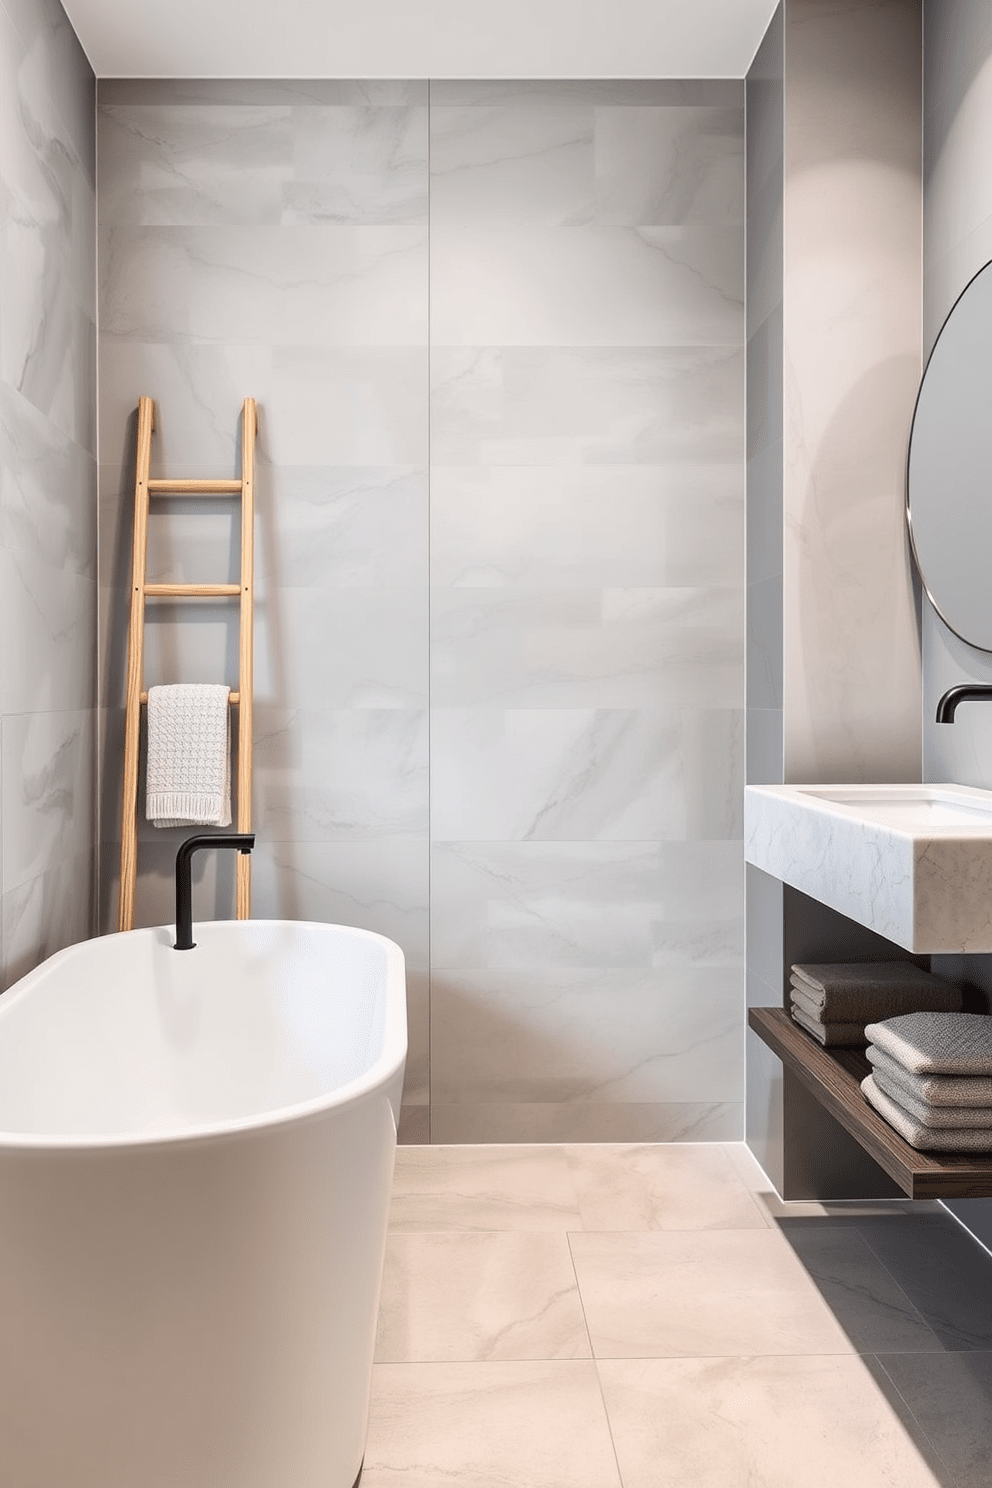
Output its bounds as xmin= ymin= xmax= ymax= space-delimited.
xmin=790 ymin=984 xmax=828 ymax=1023
xmin=871 ymin=1069 xmax=992 ymax=1130
xmin=865 ymin=1012 xmax=992 ymax=1077
xmin=866 ymin=1044 xmax=992 ymax=1108
xmin=862 ymin=1074 xmax=992 ymax=1151
xmin=791 ymin=962 xmax=961 ymax=1022
xmin=791 ymin=1004 xmax=866 ymax=1047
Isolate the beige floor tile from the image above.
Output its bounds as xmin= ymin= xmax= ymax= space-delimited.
xmin=773 ymin=1222 xmax=944 ymax=1354
xmin=389 ymin=1144 xmax=582 ymax=1230
xmin=877 ymin=1351 xmax=992 ymax=1488
xmin=569 ymin=1229 xmax=855 ymax=1357
xmin=565 ymin=1142 xmax=767 ymax=1231
xmin=363 ymin=1361 xmax=622 ymax=1488
xmin=375 ymin=1231 xmax=591 ymax=1362
xmin=598 ymin=1356 xmax=943 ymax=1488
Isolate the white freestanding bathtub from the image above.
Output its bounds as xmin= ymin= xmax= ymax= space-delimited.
xmin=0 ymin=919 xmax=406 ymax=1488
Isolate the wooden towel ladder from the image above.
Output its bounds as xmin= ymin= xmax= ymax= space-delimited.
xmin=118 ymin=396 xmax=257 ymax=933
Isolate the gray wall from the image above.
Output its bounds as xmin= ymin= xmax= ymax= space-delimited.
xmin=745 ymin=0 xmax=924 ymax=1196
xmin=920 ymin=0 xmax=992 ymax=1249
xmin=0 ymin=0 xmax=96 ymax=988
xmin=97 ymin=78 xmax=746 ymax=1143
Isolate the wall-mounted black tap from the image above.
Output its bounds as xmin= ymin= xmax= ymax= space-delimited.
xmin=935 ymin=685 xmax=992 ymax=723
xmin=174 ymin=833 xmax=255 ymax=949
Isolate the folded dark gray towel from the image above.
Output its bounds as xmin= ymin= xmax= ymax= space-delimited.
xmin=791 ymin=962 xmax=961 ymax=1022
xmin=865 ymin=1012 xmax=992 ymax=1077
xmin=866 ymin=1045 xmax=992 ymax=1107
xmin=791 ymin=1004 xmax=866 ymax=1047
xmin=862 ymin=1074 xmax=992 ymax=1151
xmin=872 ymin=1069 xmax=992 ymax=1130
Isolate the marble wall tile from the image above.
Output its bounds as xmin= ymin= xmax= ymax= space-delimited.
xmin=1 ymin=384 xmax=96 ymax=577
xmin=595 ymin=107 xmax=743 ymax=227
xmin=431 ymin=587 xmax=743 ymax=710
xmin=100 ymin=226 xmax=428 ymax=346
xmin=0 ymin=548 xmax=95 ymax=713
xmin=430 ymin=967 xmax=743 ymax=1104
xmin=430 ymin=842 xmax=743 ymax=971
xmin=431 ymin=465 xmax=743 ymax=590
xmin=430 ymin=1102 xmax=743 ymax=1144
xmin=430 ymin=106 xmax=595 ymax=227
xmin=1 ymin=846 xmax=92 ymax=990
xmin=99 ymin=104 xmax=428 ymax=228
xmin=430 ymin=227 xmax=742 ymax=347
xmin=1 ymin=0 xmax=94 ymax=179
xmin=253 ymin=707 xmax=428 ymax=841
xmin=746 ymin=437 xmax=783 ymax=588
xmin=428 ymin=81 xmax=743 ymax=108
xmin=402 ymin=968 xmax=430 ymax=1108
xmin=99 ymin=80 xmax=429 ymax=108
xmin=430 ymin=344 xmax=743 ymax=467
xmin=745 ymin=863 xmax=784 ymax=995
xmin=430 ymin=708 xmax=742 ymax=842
xmin=1 ymin=708 xmax=94 ymax=891
xmin=98 ymin=342 xmax=428 ymax=470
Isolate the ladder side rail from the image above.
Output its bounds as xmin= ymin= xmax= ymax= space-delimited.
xmin=118 ymin=396 xmax=156 ymax=932
xmin=236 ymin=397 xmax=257 ymax=920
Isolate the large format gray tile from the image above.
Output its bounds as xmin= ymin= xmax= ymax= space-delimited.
xmin=364 ymin=1361 xmax=622 ymax=1488
xmin=430 ymin=1102 xmax=743 ymax=1144
xmin=376 ymin=1231 xmax=590 ymax=1362
xmin=569 ymin=1229 xmax=854 ymax=1357
xmin=431 ymin=227 xmax=742 ymax=347
xmin=430 ymin=967 xmax=743 ymax=1104
xmin=430 ymin=105 xmax=594 ymax=227
xmin=430 ymin=463 xmax=743 ymax=589
xmin=594 ymin=106 xmax=743 ymax=226
xmin=430 ymin=841 xmax=743 ymax=970
xmin=1 ymin=847 xmax=93 ymax=990
xmin=430 ymin=344 xmax=743 ymax=467
xmin=1 ymin=710 xmax=95 ymax=892
xmin=599 ymin=1356 xmax=942 ymax=1488
xmin=852 ymin=1215 xmax=992 ymax=1352
xmin=430 ymin=587 xmax=743 ymax=710
xmin=0 ymin=385 xmax=96 ymax=577
xmin=430 ymin=707 xmax=742 ymax=841
xmin=100 ymin=225 xmax=428 ymax=346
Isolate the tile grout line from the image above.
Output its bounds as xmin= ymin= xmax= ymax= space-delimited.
xmin=564 ymin=1226 xmax=628 ymax=1488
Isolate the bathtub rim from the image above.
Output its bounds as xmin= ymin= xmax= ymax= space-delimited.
xmin=0 ymin=919 xmax=407 ymax=1155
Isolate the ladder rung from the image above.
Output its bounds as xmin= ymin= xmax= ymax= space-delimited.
xmin=144 ymin=583 xmax=241 ymax=597
xmin=140 ymin=691 xmax=240 ymax=705
xmin=147 ymin=479 xmax=243 ymax=494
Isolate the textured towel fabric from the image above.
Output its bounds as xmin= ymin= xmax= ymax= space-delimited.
xmin=790 ymin=985 xmax=829 ymax=1023
xmin=791 ymin=1004 xmax=866 ymax=1047
xmin=861 ymin=1074 xmax=992 ymax=1151
xmin=790 ymin=962 xmax=961 ymax=1022
xmin=146 ymin=683 xmax=232 ymax=827
xmin=871 ymin=1069 xmax=992 ymax=1130
xmin=865 ymin=1045 xmax=992 ymax=1108
xmin=865 ymin=1012 xmax=992 ymax=1077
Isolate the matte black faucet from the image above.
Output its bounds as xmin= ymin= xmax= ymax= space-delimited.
xmin=935 ymin=685 xmax=992 ymax=723
xmin=174 ymin=833 xmax=255 ymax=950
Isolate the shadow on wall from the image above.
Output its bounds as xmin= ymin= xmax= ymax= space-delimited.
xmin=99 ymin=402 xmax=295 ymax=934
xmin=789 ymin=354 xmax=922 ymax=782
xmin=778 ymin=1207 xmax=992 ymax=1483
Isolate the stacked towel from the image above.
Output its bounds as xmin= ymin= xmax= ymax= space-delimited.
xmin=788 ymin=962 xmax=962 ymax=1047
xmin=146 ymin=683 xmax=232 ymax=827
xmin=861 ymin=1011 xmax=992 ymax=1152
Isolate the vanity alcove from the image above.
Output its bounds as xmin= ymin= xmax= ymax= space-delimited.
xmin=748 ymin=258 xmax=992 ymax=1201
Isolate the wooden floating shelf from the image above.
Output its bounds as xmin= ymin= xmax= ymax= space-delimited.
xmin=749 ymin=1006 xmax=992 ymax=1200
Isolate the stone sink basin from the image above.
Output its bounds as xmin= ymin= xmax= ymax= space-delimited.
xmin=744 ymin=783 xmax=992 ymax=953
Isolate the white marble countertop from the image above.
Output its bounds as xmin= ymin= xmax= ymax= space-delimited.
xmin=744 ymin=783 xmax=992 ymax=953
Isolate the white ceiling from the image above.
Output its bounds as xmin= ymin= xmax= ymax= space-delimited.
xmin=62 ymin=0 xmax=779 ymax=80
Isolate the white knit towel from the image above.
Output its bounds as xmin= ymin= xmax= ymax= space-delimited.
xmin=146 ymin=683 xmax=231 ymax=827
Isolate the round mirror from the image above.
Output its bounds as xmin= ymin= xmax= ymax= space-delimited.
xmin=908 ymin=259 xmax=992 ymax=650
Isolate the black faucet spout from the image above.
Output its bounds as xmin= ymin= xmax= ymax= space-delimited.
xmin=935 ymin=685 xmax=992 ymax=723
xmin=174 ymin=833 xmax=255 ymax=949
